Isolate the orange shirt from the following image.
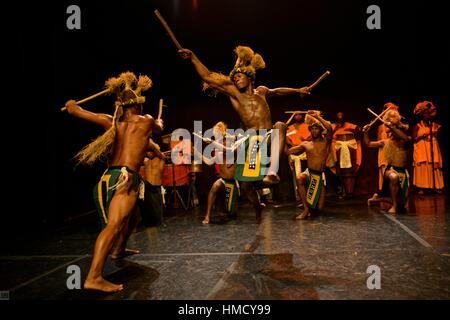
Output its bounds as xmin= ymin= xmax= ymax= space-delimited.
xmin=286 ymin=122 xmax=310 ymax=146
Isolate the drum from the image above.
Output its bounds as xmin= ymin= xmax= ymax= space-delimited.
xmin=162 ymin=164 xmax=190 ymax=186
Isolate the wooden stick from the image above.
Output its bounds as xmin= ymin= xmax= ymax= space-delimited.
xmin=367 ymin=107 xmax=389 ymax=127
xmin=307 ymin=70 xmax=331 ymax=91
xmin=285 ymin=112 xmax=299 ymax=125
xmin=157 ymin=98 xmax=164 ymax=120
xmin=285 ymin=111 xmax=308 ymax=114
xmin=154 ymin=10 xmax=182 ymax=50
xmin=61 ymin=88 xmax=110 ymax=111
xmin=367 ymin=108 xmax=387 ymax=125
xmin=192 ymin=132 xmax=230 ymax=151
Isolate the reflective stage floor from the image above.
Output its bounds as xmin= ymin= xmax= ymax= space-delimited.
xmin=1 ymin=194 xmax=449 ymax=300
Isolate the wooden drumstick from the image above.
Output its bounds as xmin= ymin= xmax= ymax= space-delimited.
xmin=154 ymin=9 xmax=182 ymax=50
xmin=307 ymin=70 xmax=331 ymax=91
xmin=285 ymin=112 xmax=299 ymax=125
xmin=367 ymin=108 xmax=387 ymax=125
xmin=157 ymin=98 xmax=165 ymax=120
xmin=61 ymin=88 xmax=110 ymax=111
xmin=367 ymin=107 xmax=390 ymax=127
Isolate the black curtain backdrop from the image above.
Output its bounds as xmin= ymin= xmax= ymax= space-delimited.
xmin=15 ymin=0 xmax=449 ymax=233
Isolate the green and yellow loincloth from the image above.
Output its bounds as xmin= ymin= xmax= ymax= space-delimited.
xmin=234 ymin=132 xmax=271 ymax=182
xmin=220 ymin=178 xmax=240 ymax=215
xmin=304 ymin=168 xmax=326 ymax=209
xmin=93 ymin=166 xmax=141 ymax=228
xmin=382 ymin=166 xmax=409 ymax=203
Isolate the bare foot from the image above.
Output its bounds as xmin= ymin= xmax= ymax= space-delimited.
xmin=84 ymin=277 xmax=123 ymax=293
xmin=295 ymin=210 xmax=310 ymax=220
xmin=387 ymin=206 xmax=397 ymax=214
xmin=367 ymin=193 xmax=379 ymax=206
xmin=202 ymin=218 xmax=210 ymax=225
xmin=111 ymin=248 xmax=140 ymax=260
xmin=263 ymin=174 xmax=280 ymax=186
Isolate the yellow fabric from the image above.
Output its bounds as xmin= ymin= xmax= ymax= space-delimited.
xmin=335 ymin=139 xmax=357 ymax=169
xmin=289 ymin=153 xmax=307 ymax=177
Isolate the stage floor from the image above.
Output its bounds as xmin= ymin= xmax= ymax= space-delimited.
xmin=1 ymin=194 xmax=449 ymax=300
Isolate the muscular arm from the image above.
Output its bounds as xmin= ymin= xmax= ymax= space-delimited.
xmin=179 ymin=49 xmax=237 ymax=97
xmin=388 ymin=124 xmax=411 ymax=142
xmin=65 ymin=100 xmax=113 ymax=130
xmin=288 ymin=143 xmax=306 ymax=156
xmin=310 ymin=112 xmax=332 ymax=135
xmin=147 ymin=139 xmax=166 ymax=159
xmin=256 ymin=85 xmax=310 ymax=98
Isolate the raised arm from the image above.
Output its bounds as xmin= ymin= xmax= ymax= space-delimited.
xmin=65 ymin=100 xmax=113 ymax=130
xmin=147 ymin=139 xmax=166 ymax=160
xmin=256 ymin=85 xmax=311 ymax=98
xmin=387 ymin=123 xmax=411 ymax=142
xmin=179 ymin=48 xmax=238 ymax=97
xmin=308 ymin=111 xmax=332 ymax=138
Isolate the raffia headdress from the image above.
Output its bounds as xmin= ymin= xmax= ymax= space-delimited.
xmin=229 ymin=46 xmax=266 ymax=80
xmin=305 ymin=113 xmax=327 ymax=134
xmin=75 ymin=71 xmax=153 ymax=166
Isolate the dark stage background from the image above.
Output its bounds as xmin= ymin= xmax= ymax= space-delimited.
xmin=14 ymin=0 xmax=449 ymax=235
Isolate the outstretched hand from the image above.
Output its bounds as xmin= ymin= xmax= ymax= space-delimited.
xmin=298 ymin=86 xmax=311 ymax=98
xmin=178 ymin=48 xmax=193 ymax=60
xmin=64 ymin=100 xmax=80 ymax=114
xmin=362 ymin=124 xmax=371 ymax=132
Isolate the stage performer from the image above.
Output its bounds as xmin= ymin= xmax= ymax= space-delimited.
xmin=64 ymin=71 xmax=163 ymax=292
xmin=329 ymin=112 xmax=361 ymax=198
xmin=179 ymin=46 xmax=311 ymax=220
xmin=140 ymin=139 xmax=167 ymax=227
xmin=412 ymin=101 xmax=444 ymax=193
xmin=193 ymin=122 xmax=240 ymax=224
xmin=287 ymin=111 xmax=332 ymax=220
xmin=286 ymin=112 xmax=311 ymax=203
xmin=363 ymin=109 xmax=411 ymax=214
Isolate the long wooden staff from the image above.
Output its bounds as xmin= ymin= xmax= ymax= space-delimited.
xmin=367 ymin=107 xmax=390 ymax=127
xmin=60 ymin=88 xmax=110 ymax=112
xmin=154 ymin=10 xmax=182 ymax=50
xmin=367 ymin=108 xmax=387 ymax=124
xmin=307 ymin=70 xmax=331 ymax=91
